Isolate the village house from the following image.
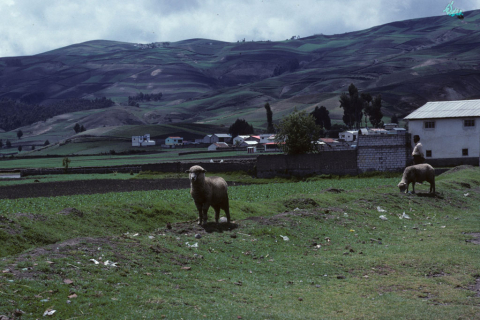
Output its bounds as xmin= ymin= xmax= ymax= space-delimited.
xmin=232 ymin=135 xmax=251 ymax=145
xmin=202 ymin=135 xmax=213 ymax=143
xmin=165 ymin=136 xmax=183 ymax=145
xmin=208 ymin=142 xmax=230 ymax=151
xmin=211 ymin=133 xmax=232 ymax=143
xmin=404 ymin=99 xmax=480 ymax=166
xmin=132 ymin=134 xmax=155 ymax=147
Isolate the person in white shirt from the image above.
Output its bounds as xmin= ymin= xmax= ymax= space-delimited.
xmin=412 ymin=135 xmax=425 ymax=164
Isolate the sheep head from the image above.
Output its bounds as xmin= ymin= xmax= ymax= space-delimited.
xmin=186 ymin=165 xmax=207 ymax=183
xmin=397 ymin=182 xmax=407 ymax=193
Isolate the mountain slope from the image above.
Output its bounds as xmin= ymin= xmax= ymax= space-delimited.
xmin=1 ymin=10 xmax=480 ymax=138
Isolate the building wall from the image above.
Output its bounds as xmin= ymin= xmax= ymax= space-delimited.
xmin=357 ymin=134 xmax=410 ymax=173
xmin=408 ymin=118 xmax=480 ymax=160
xmin=142 ymin=160 xmax=255 ymax=173
xmin=257 ymin=151 xmax=358 ymax=178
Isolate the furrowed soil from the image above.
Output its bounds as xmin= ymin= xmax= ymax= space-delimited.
xmin=0 ymin=179 xmax=246 ymax=199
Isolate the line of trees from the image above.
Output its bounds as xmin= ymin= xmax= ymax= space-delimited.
xmin=0 ymin=97 xmax=115 ymax=131
xmin=339 ymin=83 xmax=383 ymax=129
xmin=228 ymin=119 xmax=254 ymax=138
xmin=73 ymin=123 xmax=87 ymax=133
xmin=128 ymin=92 xmax=163 ymax=107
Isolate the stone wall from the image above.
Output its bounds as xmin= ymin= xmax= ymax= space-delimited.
xmin=357 ymin=134 xmax=410 ymax=173
xmin=142 ymin=160 xmax=256 ymax=174
xmin=256 ymin=151 xmax=358 ymax=178
xmin=21 ymin=166 xmax=142 ymax=177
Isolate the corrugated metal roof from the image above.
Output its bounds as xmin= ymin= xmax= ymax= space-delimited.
xmin=405 ymin=99 xmax=480 ymax=120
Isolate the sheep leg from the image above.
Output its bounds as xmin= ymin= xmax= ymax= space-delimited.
xmin=202 ymin=204 xmax=210 ymax=225
xmin=411 ymin=180 xmax=415 ymax=194
xmin=214 ymin=207 xmax=220 ymax=223
xmin=430 ymin=181 xmax=435 ymax=194
xmin=224 ymin=207 xmax=231 ymax=223
xmin=195 ymin=203 xmax=203 ymax=225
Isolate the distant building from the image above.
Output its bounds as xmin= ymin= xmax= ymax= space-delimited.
xmin=165 ymin=136 xmax=183 ymax=145
xmin=132 ymin=134 xmax=155 ymax=147
xmin=211 ymin=134 xmax=232 ymax=143
xmin=208 ymin=142 xmax=230 ymax=151
xmin=233 ymin=135 xmax=251 ymax=145
xmin=339 ymin=130 xmax=358 ymax=142
xmin=405 ymin=99 xmax=480 ymax=166
xmin=238 ymin=140 xmax=258 ymax=148
xmin=203 ymin=135 xmax=213 ymax=143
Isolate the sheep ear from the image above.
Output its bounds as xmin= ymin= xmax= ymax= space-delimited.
xmin=202 ymin=169 xmax=207 ymax=173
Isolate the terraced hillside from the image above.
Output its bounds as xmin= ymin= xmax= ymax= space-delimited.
xmin=1 ymin=10 xmax=480 ymax=141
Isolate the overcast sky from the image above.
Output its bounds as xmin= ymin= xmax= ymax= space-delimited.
xmin=1 ymin=0 xmax=479 ymax=58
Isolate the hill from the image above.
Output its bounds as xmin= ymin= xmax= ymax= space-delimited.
xmin=1 ymin=10 xmax=480 ymax=142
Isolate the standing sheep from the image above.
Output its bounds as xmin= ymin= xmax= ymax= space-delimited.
xmin=397 ymin=163 xmax=435 ymax=194
xmin=186 ymin=165 xmax=231 ymax=225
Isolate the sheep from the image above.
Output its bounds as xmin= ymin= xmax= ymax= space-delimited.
xmin=397 ymin=163 xmax=435 ymax=194
xmin=186 ymin=165 xmax=231 ymax=225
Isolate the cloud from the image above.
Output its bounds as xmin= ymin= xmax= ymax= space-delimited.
xmin=0 ymin=0 xmax=478 ymax=57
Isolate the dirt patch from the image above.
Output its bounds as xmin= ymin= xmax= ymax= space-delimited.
xmin=283 ymin=198 xmax=318 ymax=210
xmin=324 ymin=188 xmax=345 ymax=194
xmin=56 ymin=207 xmax=84 ymax=217
xmin=160 ymin=220 xmax=238 ymax=235
xmin=427 ymin=271 xmax=450 ymax=277
xmin=3 ymin=237 xmax=117 ymax=280
xmin=470 ymin=277 xmax=480 ymax=297
xmin=0 ymin=179 xmax=244 ymax=199
xmin=465 ymin=233 xmax=480 ymax=244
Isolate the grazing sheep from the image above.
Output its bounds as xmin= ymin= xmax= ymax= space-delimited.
xmin=186 ymin=165 xmax=231 ymax=225
xmin=398 ymin=164 xmax=435 ymax=194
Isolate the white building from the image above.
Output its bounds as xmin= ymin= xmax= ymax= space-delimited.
xmin=339 ymin=130 xmax=358 ymax=142
xmin=208 ymin=142 xmax=230 ymax=151
xmin=211 ymin=134 xmax=232 ymax=143
xmin=165 ymin=136 xmax=183 ymax=145
xmin=404 ymin=99 xmax=480 ymax=166
xmin=132 ymin=134 xmax=155 ymax=147
xmin=233 ymin=135 xmax=251 ymax=145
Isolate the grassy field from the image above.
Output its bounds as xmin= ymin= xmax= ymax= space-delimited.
xmin=0 ymin=149 xmax=259 ymax=170
xmin=0 ymin=167 xmax=479 ymax=319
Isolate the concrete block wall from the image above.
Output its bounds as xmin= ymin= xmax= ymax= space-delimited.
xmin=141 ymin=160 xmax=256 ymax=174
xmin=357 ymin=134 xmax=410 ymax=173
xmin=257 ymin=151 xmax=358 ymax=178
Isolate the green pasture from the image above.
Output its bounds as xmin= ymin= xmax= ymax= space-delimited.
xmin=0 ymin=149 xmax=255 ymax=169
xmin=0 ymin=167 xmax=479 ymax=318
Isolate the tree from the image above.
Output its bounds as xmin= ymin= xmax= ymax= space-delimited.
xmin=391 ymin=113 xmax=398 ymax=124
xmin=32 ymin=145 xmax=35 ymax=150
xmin=74 ymin=123 xmax=81 ymax=133
xmin=264 ymin=103 xmax=275 ymax=133
xmin=339 ymin=84 xmax=364 ymax=129
xmin=18 ymin=145 xmax=22 ymax=152
xmin=17 ymin=129 xmax=23 ymax=139
xmin=360 ymin=92 xmax=373 ymax=127
xmin=44 ymin=140 xmax=50 ymax=146
xmin=6 ymin=140 xmax=11 ymax=148
xmin=0 ymin=139 xmax=3 ymax=148
xmin=80 ymin=125 xmax=86 ymax=132
xmin=275 ymin=108 xmax=321 ymax=155
xmin=310 ymin=106 xmax=331 ymax=130
xmin=62 ymin=157 xmax=71 ymax=173
xmin=366 ymin=95 xmax=383 ymax=128
xmin=228 ymin=119 xmax=254 ymax=138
